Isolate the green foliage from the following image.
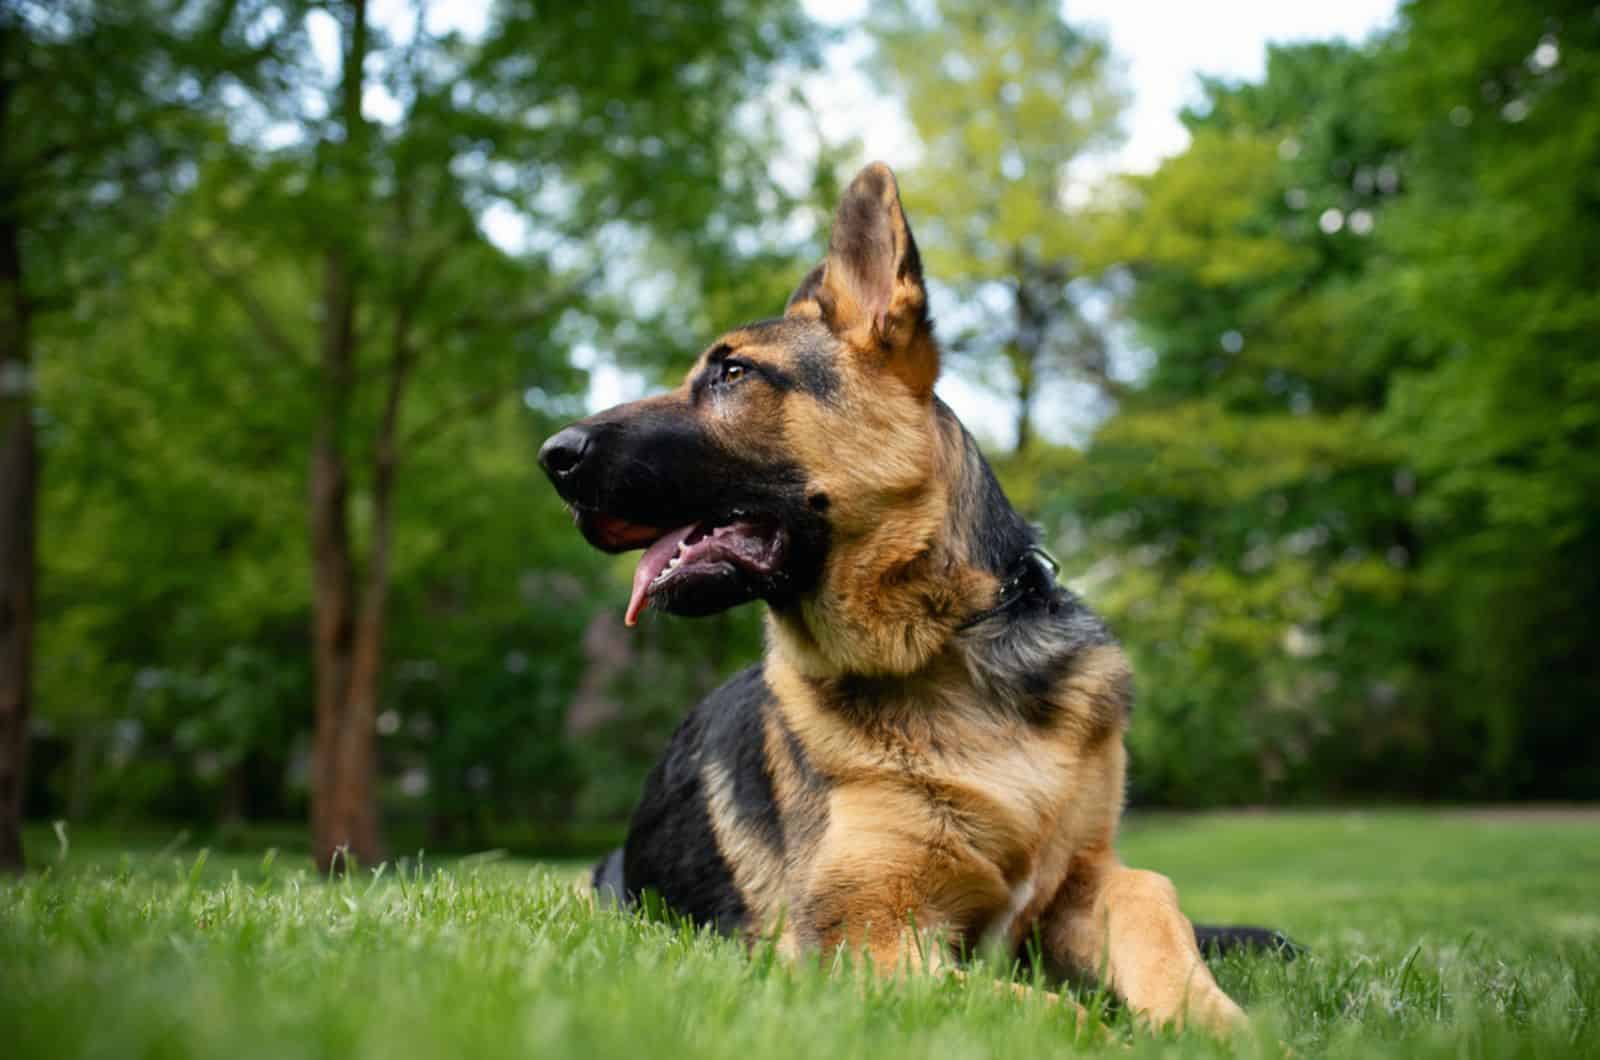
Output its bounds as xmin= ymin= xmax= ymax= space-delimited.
xmin=4 ymin=812 xmax=1598 ymax=1058
xmin=20 ymin=0 xmax=1600 ymax=837
xmin=28 ymin=0 xmax=819 ymax=834
xmin=1065 ymin=3 xmax=1600 ymax=803
xmin=1369 ymin=0 xmax=1600 ymax=794
xmin=3 ymin=0 xmax=299 ymax=289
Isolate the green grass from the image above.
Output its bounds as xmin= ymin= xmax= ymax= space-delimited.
xmin=4 ymin=811 xmax=1598 ymax=1058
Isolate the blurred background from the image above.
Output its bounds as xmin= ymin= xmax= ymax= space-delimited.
xmin=3 ymin=0 xmax=1596 ymax=873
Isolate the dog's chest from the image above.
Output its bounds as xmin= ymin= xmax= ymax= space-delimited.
xmin=877 ymin=713 xmax=1118 ymax=944
xmin=855 ymin=701 xmax=1082 ymax=877
xmin=773 ymin=655 xmax=1123 ymax=941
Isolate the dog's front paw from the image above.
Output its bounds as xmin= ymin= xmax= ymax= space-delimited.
xmin=1189 ymin=990 xmax=1250 ymax=1038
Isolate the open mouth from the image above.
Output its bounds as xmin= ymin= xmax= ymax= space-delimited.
xmin=578 ymin=510 xmax=787 ymax=626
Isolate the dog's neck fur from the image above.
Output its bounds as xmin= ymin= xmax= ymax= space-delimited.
xmin=767 ymin=400 xmax=1040 ymax=683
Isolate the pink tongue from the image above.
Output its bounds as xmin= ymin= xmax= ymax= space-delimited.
xmin=625 ymin=524 xmax=698 ymax=627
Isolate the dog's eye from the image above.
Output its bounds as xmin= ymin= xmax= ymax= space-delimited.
xmin=719 ymin=360 xmax=749 ymax=385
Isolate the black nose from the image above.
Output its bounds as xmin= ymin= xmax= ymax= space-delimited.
xmin=539 ymin=425 xmax=591 ymax=481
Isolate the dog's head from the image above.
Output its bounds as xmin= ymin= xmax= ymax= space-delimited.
xmin=540 ymin=162 xmax=945 ymax=626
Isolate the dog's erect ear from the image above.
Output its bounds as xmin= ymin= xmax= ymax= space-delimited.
xmin=784 ymin=262 xmax=827 ymax=319
xmin=784 ymin=162 xmax=937 ymax=396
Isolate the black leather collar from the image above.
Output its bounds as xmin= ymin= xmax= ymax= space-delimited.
xmin=956 ymin=545 xmax=1061 ymax=632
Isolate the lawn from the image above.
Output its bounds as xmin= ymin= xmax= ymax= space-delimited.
xmin=3 ymin=811 xmax=1597 ymax=1058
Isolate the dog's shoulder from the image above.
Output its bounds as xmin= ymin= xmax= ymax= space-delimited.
xmin=620 ymin=664 xmax=785 ymax=935
xmin=961 ymin=584 xmax=1133 ymax=745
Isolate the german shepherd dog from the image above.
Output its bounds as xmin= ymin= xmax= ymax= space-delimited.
xmin=540 ymin=163 xmax=1285 ymax=1035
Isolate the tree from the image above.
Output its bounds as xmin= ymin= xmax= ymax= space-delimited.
xmin=1065 ymin=5 xmax=1600 ymax=803
xmin=173 ymin=0 xmax=817 ymax=870
xmin=1051 ymin=38 xmax=1444 ymax=803
xmin=0 ymin=0 xmax=288 ymax=873
xmin=1371 ymin=0 xmax=1600 ymax=795
xmin=867 ymin=0 xmax=1127 ymax=451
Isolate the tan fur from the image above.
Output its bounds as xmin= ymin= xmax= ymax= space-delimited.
xmin=770 ymin=374 xmax=992 ymax=677
xmin=1042 ymin=854 xmax=1247 ymax=1033
xmin=701 ymin=759 xmax=789 ymax=930
xmin=753 ymin=635 xmax=1243 ymax=1033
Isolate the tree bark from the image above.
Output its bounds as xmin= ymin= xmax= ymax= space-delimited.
xmin=309 ymin=0 xmax=381 ymax=874
xmin=0 ymin=219 xmax=33 ymax=876
xmin=325 ymin=262 xmax=415 ymax=873
xmin=1009 ymin=256 xmax=1046 ymax=456
xmin=0 ymin=56 xmax=34 ymax=874
xmin=1012 ymin=348 xmax=1036 ymax=455
xmin=309 ymin=393 xmax=370 ymax=871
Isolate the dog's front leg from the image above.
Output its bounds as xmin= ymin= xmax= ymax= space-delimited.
xmin=1042 ymin=852 xmax=1247 ymax=1036
xmin=797 ymin=883 xmax=953 ymax=978
xmin=797 ymin=882 xmax=1100 ymax=1034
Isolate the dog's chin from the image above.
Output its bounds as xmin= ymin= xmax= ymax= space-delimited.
xmin=648 ymin=564 xmax=766 ymax=618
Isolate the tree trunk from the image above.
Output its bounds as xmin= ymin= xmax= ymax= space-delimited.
xmin=322 ymin=263 xmax=414 ymax=873
xmin=1012 ymin=350 xmax=1036 ymax=455
xmin=1009 ymin=257 xmax=1045 ymax=456
xmin=0 ymin=56 xmax=34 ymax=872
xmin=309 ymin=352 xmax=374 ymax=871
xmin=0 ymin=218 xmax=32 ymax=876
xmin=309 ymin=0 xmax=381 ymax=874
xmin=330 ymin=407 xmax=396 ymax=872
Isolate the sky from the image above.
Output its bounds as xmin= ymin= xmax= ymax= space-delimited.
xmin=352 ymin=0 xmax=1399 ymax=176
xmin=344 ymin=0 xmax=1401 ymax=444
xmin=798 ymin=0 xmax=1398 ymax=176
xmin=1019 ymin=0 xmax=1399 ymax=175
xmin=791 ymin=0 xmax=1399 ymax=446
